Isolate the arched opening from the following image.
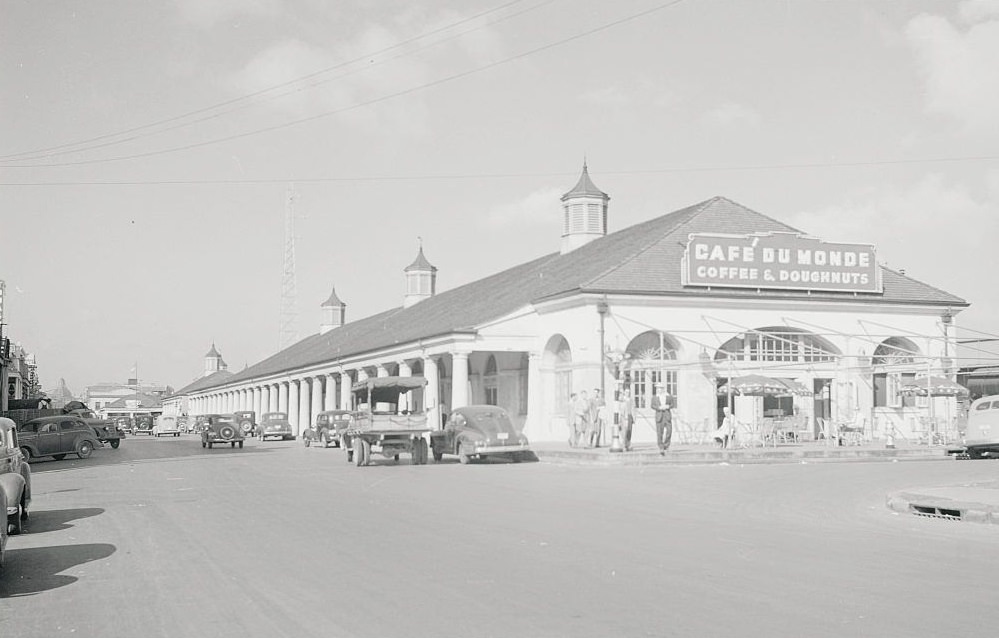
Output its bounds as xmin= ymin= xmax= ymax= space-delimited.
xmin=543 ymin=335 xmax=573 ymax=417
xmin=484 ymin=355 xmax=498 ymax=406
xmin=873 ymin=337 xmax=922 ymax=408
xmin=715 ymin=326 xmax=840 ymax=363
xmin=622 ymin=330 xmax=681 ymax=409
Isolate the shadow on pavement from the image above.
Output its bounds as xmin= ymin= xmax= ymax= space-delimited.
xmin=25 ymin=507 xmax=105 ymax=534
xmin=0 ymin=543 xmax=116 ymax=597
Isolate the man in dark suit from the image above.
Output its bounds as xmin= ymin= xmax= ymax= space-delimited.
xmin=651 ymin=384 xmax=673 ymax=455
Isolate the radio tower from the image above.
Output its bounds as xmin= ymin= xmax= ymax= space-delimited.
xmin=279 ymin=184 xmax=300 ymax=350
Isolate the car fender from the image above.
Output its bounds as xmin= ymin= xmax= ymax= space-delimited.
xmin=0 ymin=472 xmax=25 ymax=513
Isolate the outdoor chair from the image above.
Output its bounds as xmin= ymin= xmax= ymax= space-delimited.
xmin=839 ymin=416 xmax=864 ymax=446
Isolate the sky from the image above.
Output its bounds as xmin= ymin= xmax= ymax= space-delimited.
xmin=1 ymin=0 xmax=998 ymax=395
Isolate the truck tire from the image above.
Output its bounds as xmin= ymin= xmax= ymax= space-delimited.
xmin=20 ymin=447 xmax=32 ymax=461
xmin=458 ymin=442 xmax=471 ymax=465
xmin=238 ymin=441 xmax=244 ymax=449
xmin=110 ymin=440 xmax=120 ymax=449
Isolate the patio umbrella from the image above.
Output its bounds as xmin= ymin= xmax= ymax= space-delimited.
xmin=717 ymin=374 xmax=788 ymax=396
xmin=899 ymin=376 xmax=969 ymax=444
xmin=899 ymin=376 xmax=969 ymax=397
xmin=777 ymin=379 xmax=813 ymax=396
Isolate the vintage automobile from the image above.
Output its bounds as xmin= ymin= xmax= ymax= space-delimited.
xmin=430 ymin=405 xmax=531 ymax=464
xmin=1 ymin=417 xmax=31 ymax=537
xmin=233 ymin=411 xmax=257 ymax=436
xmin=153 ymin=415 xmax=182 ymax=437
xmin=16 ymin=415 xmax=101 ymax=461
xmin=192 ymin=415 xmax=212 ymax=434
xmin=200 ymin=414 xmax=245 ymax=449
xmin=133 ymin=415 xmax=155 ymax=436
xmin=176 ymin=415 xmax=190 ymax=433
xmin=257 ymin=412 xmax=294 ymax=441
xmin=303 ymin=410 xmax=354 ymax=448
xmin=61 ymin=401 xmax=125 ymax=449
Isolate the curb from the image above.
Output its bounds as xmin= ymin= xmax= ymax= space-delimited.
xmin=534 ymin=447 xmax=950 ymax=466
xmin=886 ymin=487 xmax=999 ymax=525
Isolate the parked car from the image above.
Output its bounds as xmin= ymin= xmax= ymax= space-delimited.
xmin=430 ymin=405 xmax=531 ymax=464
xmin=0 ymin=417 xmax=31 ymax=537
xmin=304 ymin=410 xmax=354 ymax=448
xmin=176 ymin=415 xmax=190 ymax=433
xmin=133 ymin=415 xmax=154 ymax=436
xmin=16 ymin=415 xmax=101 ymax=461
xmin=233 ymin=411 xmax=257 ymax=436
xmin=257 ymin=412 xmax=294 ymax=441
xmin=192 ymin=415 xmax=213 ymax=434
xmin=153 ymin=415 xmax=182 ymax=437
xmin=65 ymin=409 xmax=125 ymax=449
xmin=200 ymin=415 xmax=245 ymax=449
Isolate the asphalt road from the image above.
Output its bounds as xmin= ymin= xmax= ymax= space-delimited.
xmin=2 ymin=435 xmax=997 ymax=638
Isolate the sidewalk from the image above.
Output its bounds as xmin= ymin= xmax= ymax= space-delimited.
xmin=531 ymin=438 xmax=999 ymax=524
xmin=531 ymin=438 xmax=950 ymax=466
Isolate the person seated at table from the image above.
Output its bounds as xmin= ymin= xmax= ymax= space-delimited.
xmin=714 ymin=407 xmax=735 ymax=449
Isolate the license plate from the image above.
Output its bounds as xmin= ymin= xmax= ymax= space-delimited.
xmin=371 ymin=445 xmax=383 ymax=453
xmin=497 ymin=432 xmax=509 ymax=440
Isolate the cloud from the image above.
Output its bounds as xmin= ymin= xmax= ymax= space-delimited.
xmin=579 ymin=86 xmax=634 ymax=107
xmin=486 ymin=188 xmax=564 ymax=228
xmin=701 ymin=102 xmax=761 ymax=129
xmin=788 ymin=171 xmax=999 ymax=326
xmin=230 ymin=32 xmax=432 ymax=138
xmin=174 ymin=0 xmax=282 ymax=29
xmin=905 ymin=7 xmax=999 ymax=133
xmin=959 ymin=0 xmax=999 ymax=23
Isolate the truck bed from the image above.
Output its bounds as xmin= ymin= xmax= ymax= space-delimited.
xmin=348 ymin=413 xmax=428 ymax=434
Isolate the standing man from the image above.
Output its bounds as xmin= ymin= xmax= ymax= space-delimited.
xmin=651 ymin=384 xmax=673 ymax=455
xmin=618 ymin=388 xmax=634 ymax=451
xmin=589 ymin=389 xmax=605 ymax=448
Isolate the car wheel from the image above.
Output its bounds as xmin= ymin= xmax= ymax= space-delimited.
xmin=77 ymin=440 xmax=93 ymax=459
xmin=219 ymin=425 xmax=237 ymax=440
xmin=304 ymin=436 xmax=311 ymax=447
xmin=52 ymin=454 xmax=66 ymax=461
xmin=432 ymin=447 xmax=443 ymax=462
xmin=20 ymin=447 xmax=32 ymax=461
xmin=230 ymin=442 xmax=235 ymax=448
xmin=110 ymin=440 xmax=120 ymax=449
xmin=238 ymin=441 xmax=244 ymax=449
xmin=458 ymin=442 xmax=471 ymax=465
xmin=207 ymin=442 xmax=213 ymax=449
xmin=201 ymin=441 xmax=206 ymax=448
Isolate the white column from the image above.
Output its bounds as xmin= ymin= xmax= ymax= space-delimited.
xmin=271 ymin=383 xmax=280 ymax=412
xmin=260 ymin=386 xmax=269 ymax=416
xmin=311 ymin=376 xmax=324 ymax=420
xmin=300 ymin=378 xmax=313 ymax=436
xmin=424 ymin=356 xmax=440 ymax=429
xmin=324 ymin=374 xmax=336 ymax=411
xmin=278 ymin=382 xmax=289 ymax=414
xmin=451 ymin=353 xmax=469 ymax=410
xmin=340 ymin=371 xmax=352 ymax=410
xmin=526 ymin=352 xmax=542 ymax=440
xmin=376 ymin=364 xmax=388 ymax=377
xmin=289 ymin=380 xmax=301 ymax=436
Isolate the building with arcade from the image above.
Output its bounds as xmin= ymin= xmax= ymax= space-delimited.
xmin=175 ymin=165 xmax=967 ymax=445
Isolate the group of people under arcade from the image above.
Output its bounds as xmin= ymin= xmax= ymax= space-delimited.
xmin=568 ymin=384 xmax=676 ymax=455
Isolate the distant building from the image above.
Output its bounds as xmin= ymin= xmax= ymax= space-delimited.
xmin=84 ymin=380 xmax=170 ymax=414
xmin=161 ymin=344 xmax=234 ymax=416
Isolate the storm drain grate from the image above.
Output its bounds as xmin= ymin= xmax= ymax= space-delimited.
xmin=910 ymin=505 xmax=963 ymax=520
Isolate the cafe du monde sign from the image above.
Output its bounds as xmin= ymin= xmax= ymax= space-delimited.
xmin=682 ymin=232 xmax=882 ymax=293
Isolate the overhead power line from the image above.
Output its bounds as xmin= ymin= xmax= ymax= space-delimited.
xmin=0 ymin=0 xmax=542 ymax=164
xmin=1 ymin=0 xmax=689 ymax=169
xmin=1 ymin=154 xmax=997 ymax=187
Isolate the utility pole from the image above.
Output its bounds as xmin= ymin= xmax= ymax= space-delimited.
xmin=280 ymin=184 xmax=300 ymax=350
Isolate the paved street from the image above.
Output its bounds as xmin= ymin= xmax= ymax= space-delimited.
xmin=2 ymin=435 xmax=998 ymax=638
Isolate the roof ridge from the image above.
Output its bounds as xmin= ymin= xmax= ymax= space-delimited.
xmin=577 ymin=197 xmax=719 ymax=289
